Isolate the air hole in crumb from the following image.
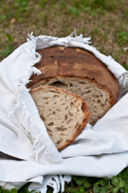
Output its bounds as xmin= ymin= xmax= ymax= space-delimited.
xmin=53 ymin=94 xmax=59 ymax=98
xmin=43 ymin=97 xmax=49 ymax=100
xmin=67 ymin=119 xmax=73 ymax=123
xmin=97 ymin=99 xmax=101 ymax=104
xmin=51 ymin=81 xmax=67 ymax=87
xmin=79 ymin=82 xmax=86 ymax=84
xmin=66 ymin=139 xmax=72 ymax=143
xmin=56 ymin=140 xmax=61 ymax=145
xmin=65 ymin=115 xmax=68 ymax=121
xmin=56 ymin=127 xmax=67 ymax=131
xmin=70 ymin=102 xmax=74 ymax=107
xmin=48 ymin=122 xmax=54 ymax=126
xmin=84 ymin=90 xmax=91 ymax=94
xmin=47 ymin=128 xmax=52 ymax=133
xmin=41 ymin=116 xmax=46 ymax=121
xmin=51 ymin=90 xmax=57 ymax=93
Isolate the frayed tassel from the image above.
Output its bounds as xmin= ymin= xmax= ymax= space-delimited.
xmin=27 ymin=32 xmax=36 ymax=42
xmin=29 ymin=30 xmax=91 ymax=51
xmin=68 ymin=28 xmax=91 ymax=44
xmin=49 ymin=33 xmax=91 ymax=47
xmin=69 ymin=28 xmax=77 ymax=37
xmin=46 ymin=175 xmax=71 ymax=193
xmin=28 ymin=175 xmax=71 ymax=193
xmin=118 ymin=72 xmax=128 ymax=97
xmin=36 ymin=175 xmax=72 ymax=193
xmin=119 ymin=72 xmax=128 ymax=89
xmin=59 ymin=175 xmax=72 ymax=192
xmin=17 ymin=65 xmax=41 ymax=89
xmin=108 ymin=55 xmax=115 ymax=61
xmin=48 ymin=176 xmax=60 ymax=193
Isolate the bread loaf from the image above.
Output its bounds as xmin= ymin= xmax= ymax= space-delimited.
xmin=28 ymin=46 xmax=120 ymax=124
xmin=30 ymin=86 xmax=90 ymax=151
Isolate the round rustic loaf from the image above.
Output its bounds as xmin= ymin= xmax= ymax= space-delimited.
xmin=28 ymin=46 xmax=120 ymax=124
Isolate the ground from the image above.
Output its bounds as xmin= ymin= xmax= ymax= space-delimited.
xmin=0 ymin=0 xmax=128 ymax=192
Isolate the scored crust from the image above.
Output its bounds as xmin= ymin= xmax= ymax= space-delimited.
xmin=30 ymin=86 xmax=90 ymax=151
xmin=28 ymin=46 xmax=120 ymax=106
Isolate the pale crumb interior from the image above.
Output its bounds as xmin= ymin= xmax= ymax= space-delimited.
xmin=32 ymin=77 xmax=111 ymax=124
xmin=31 ymin=88 xmax=85 ymax=149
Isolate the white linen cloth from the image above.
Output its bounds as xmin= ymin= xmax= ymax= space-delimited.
xmin=0 ymin=32 xmax=128 ymax=193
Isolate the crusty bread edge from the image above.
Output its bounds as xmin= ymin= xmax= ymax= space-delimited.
xmin=58 ymin=101 xmax=90 ymax=151
xmin=30 ymin=85 xmax=90 ymax=151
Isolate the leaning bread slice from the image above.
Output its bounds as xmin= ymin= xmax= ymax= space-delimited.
xmin=30 ymin=86 xmax=90 ymax=151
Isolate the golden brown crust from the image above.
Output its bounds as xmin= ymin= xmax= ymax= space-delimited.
xmin=28 ymin=46 xmax=120 ymax=105
xmin=30 ymin=86 xmax=90 ymax=151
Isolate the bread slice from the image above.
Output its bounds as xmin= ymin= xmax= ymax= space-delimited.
xmin=28 ymin=46 xmax=120 ymax=125
xmin=30 ymin=77 xmax=111 ymax=125
xmin=30 ymin=86 xmax=90 ymax=151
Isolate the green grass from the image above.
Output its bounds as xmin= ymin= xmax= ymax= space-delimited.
xmin=0 ymin=34 xmax=15 ymax=58
xmin=117 ymin=31 xmax=128 ymax=46
xmin=0 ymin=0 xmax=128 ymax=192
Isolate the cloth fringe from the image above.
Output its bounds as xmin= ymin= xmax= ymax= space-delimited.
xmin=29 ymin=175 xmax=72 ymax=193
xmin=118 ymin=72 xmax=128 ymax=97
